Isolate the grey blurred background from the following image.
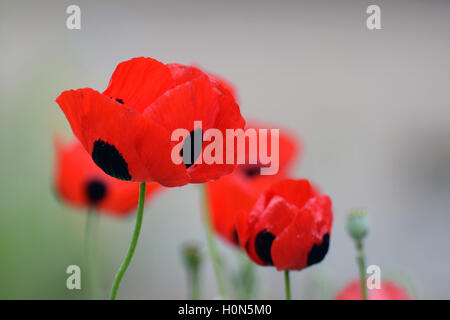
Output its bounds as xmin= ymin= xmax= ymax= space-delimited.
xmin=0 ymin=0 xmax=449 ymax=299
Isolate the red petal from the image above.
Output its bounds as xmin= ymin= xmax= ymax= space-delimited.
xmin=188 ymin=91 xmax=246 ymax=182
xmin=241 ymin=195 xmax=299 ymax=266
xmin=264 ymin=179 xmax=312 ymax=208
xmin=143 ymin=75 xmax=220 ymax=134
xmin=336 ymin=280 xmax=411 ymax=300
xmin=56 ymin=88 xmax=189 ymax=186
xmin=240 ymin=122 xmax=300 ymax=173
xmin=271 ymin=195 xmax=332 ymax=270
xmin=206 ymin=174 xmax=259 ymax=245
xmin=167 ymin=63 xmax=204 ymax=85
xmin=236 ymin=208 xmax=263 ymax=264
xmin=144 ymin=75 xmax=245 ymax=182
xmin=103 ymin=57 xmax=174 ymax=114
xmin=102 ymin=180 xmax=162 ymax=216
xmin=168 ymin=63 xmax=238 ymax=101
xmin=53 ymin=138 xmax=162 ymax=215
xmin=254 ymin=196 xmax=299 ymax=236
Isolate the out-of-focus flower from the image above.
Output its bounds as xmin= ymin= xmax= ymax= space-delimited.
xmin=236 ymin=179 xmax=332 ymax=270
xmin=336 ymin=279 xmax=411 ymax=300
xmin=53 ymin=138 xmax=160 ymax=216
xmin=56 ymin=57 xmax=245 ymax=187
xmin=205 ymin=123 xmax=300 ymax=245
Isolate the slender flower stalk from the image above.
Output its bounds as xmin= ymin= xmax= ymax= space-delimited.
xmin=85 ymin=209 xmax=101 ymax=299
xmin=109 ymin=182 xmax=146 ymax=300
xmin=233 ymin=251 xmax=256 ymax=299
xmin=191 ymin=267 xmax=201 ymax=300
xmin=355 ymin=240 xmax=368 ymax=300
xmin=284 ymin=271 xmax=291 ymax=300
xmin=347 ymin=209 xmax=369 ymax=300
xmin=200 ymin=184 xmax=226 ymax=298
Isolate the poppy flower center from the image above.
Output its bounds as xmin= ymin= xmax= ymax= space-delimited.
xmin=180 ymin=128 xmax=203 ymax=169
xmin=307 ymin=233 xmax=330 ymax=266
xmin=255 ymin=229 xmax=275 ymax=265
xmin=85 ymin=179 xmax=107 ymax=204
xmin=91 ymin=139 xmax=132 ymax=181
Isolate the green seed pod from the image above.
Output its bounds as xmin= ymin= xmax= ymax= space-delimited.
xmin=346 ymin=209 xmax=369 ymax=241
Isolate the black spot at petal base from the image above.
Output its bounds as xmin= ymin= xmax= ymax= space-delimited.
xmin=85 ymin=179 xmax=107 ymax=204
xmin=115 ymin=98 xmax=124 ymax=104
xmin=243 ymin=165 xmax=261 ymax=178
xmin=180 ymin=128 xmax=203 ymax=169
xmin=255 ymin=229 xmax=275 ymax=265
xmin=92 ymin=139 xmax=131 ymax=181
xmin=232 ymin=229 xmax=239 ymax=246
xmin=307 ymin=233 xmax=330 ymax=266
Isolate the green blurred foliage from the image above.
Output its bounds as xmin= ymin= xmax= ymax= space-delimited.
xmin=0 ymin=60 xmax=89 ymax=299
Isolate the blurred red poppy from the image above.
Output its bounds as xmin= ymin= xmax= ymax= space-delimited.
xmin=236 ymin=179 xmax=332 ymax=271
xmin=53 ymin=138 xmax=161 ymax=217
xmin=336 ymin=279 xmax=411 ymax=300
xmin=205 ymin=123 xmax=300 ymax=245
xmin=56 ymin=57 xmax=245 ymax=187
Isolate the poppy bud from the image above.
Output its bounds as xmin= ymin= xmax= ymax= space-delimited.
xmin=346 ymin=209 xmax=369 ymax=242
xmin=182 ymin=244 xmax=203 ymax=300
xmin=182 ymin=245 xmax=203 ymax=272
xmin=236 ymin=179 xmax=333 ymax=271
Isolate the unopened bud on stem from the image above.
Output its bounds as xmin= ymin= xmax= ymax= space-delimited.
xmin=182 ymin=244 xmax=202 ymax=272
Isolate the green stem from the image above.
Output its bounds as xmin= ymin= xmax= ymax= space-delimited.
xmin=85 ymin=208 xmax=101 ymax=299
xmin=200 ymin=184 xmax=226 ymax=298
xmin=356 ymin=240 xmax=368 ymax=300
xmin=284 ymin=270 xmax=291 ymax=300
xmin=109 ymin=182 xmax=146 ymax=300
xmin=191 ymin=269 xmax=200 ymax=300
xmin=235 ymin=251 xmax=256 ymax=299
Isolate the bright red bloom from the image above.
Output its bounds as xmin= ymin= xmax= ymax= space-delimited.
xmin=236 ymin=179 xmax=332 ymax=270
xmin=206 ymin=123 xmax=300 ymax=245
xmin=56 ymin=57 xmax=245 ymax=187
xmin=336 ymin=279 xmax=411 ymax=300
xmin=53 ymin=138 xmax=160 ymax=216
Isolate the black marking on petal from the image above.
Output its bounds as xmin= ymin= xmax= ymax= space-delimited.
xmin=115 ymin=98 xmax=124 ymax=104
xmin=255 ymin=229 xmax=275 ymax=265
xmin=85 ymin=179 xmax=107 ymax=204
xmin=243 ymin=165 xmax=261 ymax=178
xmin=307 ymin=233 xmax=330 ymax=266
xmin=232 ymin=229 xmax=239 ymax=245
xmin=180 ymin=128 xmax=203 ymax=169
xmin=92 ymin=139 xmax=131 ymax=181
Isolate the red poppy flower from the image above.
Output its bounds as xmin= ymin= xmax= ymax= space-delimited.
xmin=236 ymin=179 xmax=332 ymax=270
xmin=206 ymin=123 xmax=300 ymax=245
xmin=56 ymin=57 xmax=245 ymax=187
xmin=53 ymin=137 xmax=161 ymax=216
xmin=336 ymin=279 xmax=411 ymax=300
